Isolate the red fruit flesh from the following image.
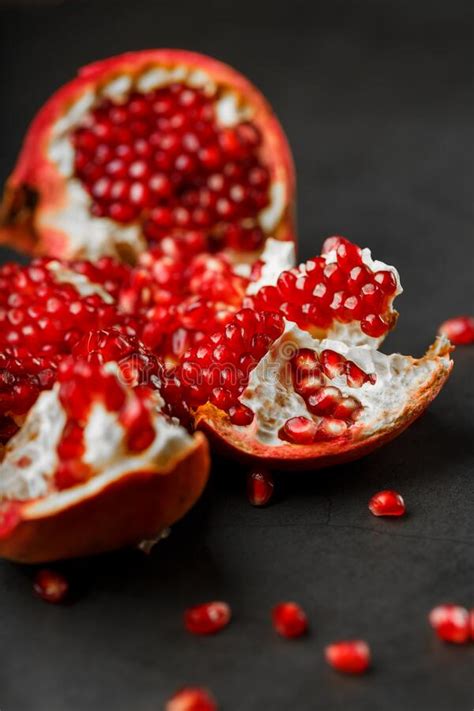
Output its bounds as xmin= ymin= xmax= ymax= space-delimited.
xmin=248 ymin=237 xmax=399 ymax=342
xmin=429 ymin=604 xmax=470 ymax=644
xmin=166 ymin=687 xmax=217 ymax=711
xmin=0 ymin=50 xmax=294 ymax=261
xmin=33 ymin=568 xmax=69 ymax=603
xmin=439 ymin=316 xmax=474 ymax=345
xmin=272 ymin=602 xmax=308 ymax=638
xmin=184 ymin=601 xmax=231 ymax=635
xmin=368 ymin=490 xmax=405 ymax=517
xmin=325 ymin=640 xmax=371 ymax=674
xmin=247 ymin=469 xmax=274 ymax=506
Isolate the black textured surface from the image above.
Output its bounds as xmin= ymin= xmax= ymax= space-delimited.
xmin=0 ymin=1 xmax=473 ymax=709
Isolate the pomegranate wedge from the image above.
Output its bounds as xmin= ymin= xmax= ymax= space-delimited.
xmin=0 ymin=361 xmax=209 ymax=562
xmin=173 ymin=318 xmax=452 ymax=470
xmin=0 ymin=50 xmax=294 ymax=262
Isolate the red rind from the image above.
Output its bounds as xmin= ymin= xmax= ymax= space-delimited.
xmin=0 ymin=433 xmax=209 ymax=563
xmin=0 ymin=50 xmax=295 ymax=259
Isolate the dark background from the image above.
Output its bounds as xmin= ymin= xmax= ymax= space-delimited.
xmin=0 ymin=1 xmax=473 ymax=709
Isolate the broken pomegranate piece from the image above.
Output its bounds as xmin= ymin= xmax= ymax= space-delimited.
xmin=247 ymin=469 xmax=274 ymax=506
xmin=0 ymin=360 xmax=209 ymax=562
xmin=187 ymin=316 xmax=452 ymax=470
xmin=0 ymin=50 xmax=294 ymax=262
xmin=246 ymin=235 xmax=402 ymax=346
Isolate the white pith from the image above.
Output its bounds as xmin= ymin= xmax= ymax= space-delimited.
xmin=0 ymin=367 xmax=194 ymax=506
xmin=246 ymin=238 xmax=296 ymax=292
xmin=238 ymin=321 xmax=451 ymax=447
xmin=45 ymin=64 xmax=285 ymax=260
xmin=46 ymin=260 xmax=114 ymax=302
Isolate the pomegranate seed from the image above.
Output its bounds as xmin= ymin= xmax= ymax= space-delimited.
xmin=320 ymin=349 xmax=346 ymax=379
xmin=280 ymin=416 xmax=318 ymax=444
xmin=374 ymin=270 xmax=398 ymax=295
xmin=291 ymin=348 xmax=320 ymax=376
xmin=166 ymin=687 xmax=217 ymax=711
xmin=439 ymin=316 xmax=474 ymax=345
xmin=306 ymin=386 xmax=341 ymax=416
xmin=321 ymin=235 xmax=349 ymax=254
xmin=247 ymin=469 xmax=274 ymax=506
xmin=368 ymin=490 xmax=405 ymax=517
xmin=325 ymin=640 xmax=371 ymax=674
xmin=429 ymin=604 xmax=470 ymax=644
xmin=317 ymin=418 xmax=348 ymax=439
xmin=33 ymin=569 xmax=69 ymax=604
xmin=345 ymin=360 xmax=376 ymax=388
xmin=361 ymin=313 xmax=388 ymax=338
xmin=229 ymin=403 xmax=254 ymax=426
xmin=336 ymin=241 xmax=362 ymax=270
xmin=184 ymin=601 xmax=231 ymax=635
xmin=272 ymin=602 xmax=308 ymax=638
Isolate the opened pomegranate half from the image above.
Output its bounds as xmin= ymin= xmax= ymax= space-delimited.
xmin=0 ymin=50 xmax=294 ymax=262
xmin=0 ymin=360 xmax=209 ymax=562
xmin=163 ymin=239 xmax=452 ymax=469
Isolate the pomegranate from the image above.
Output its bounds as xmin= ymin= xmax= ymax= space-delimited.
xmin=166 ymin=687 xmax=217 ymax=711
xmin=184 ymin=601 xmax=231 ymax=635
xmin=325 ymin=640 xmax=371 ymax=674
xmin=0 ymin=360 xmax=209 ymax=562
xmin=33 ymin=568 xmax=69 ymax=603
xmin=0 ymin=50 xmax=294 ymax=263
xmin=271 ymin=601 xmax=308 ymax=638
xmin=368 ymin=490 xmax=406 ymax=517
xmin=429 ymin=604 xmax=471 ymax=644
xmin=438 ymin=316 xmax=474 ymax=345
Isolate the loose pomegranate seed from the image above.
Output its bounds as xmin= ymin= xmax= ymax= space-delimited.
xmin=166 ymin=687 xmax=217 ymax=711
xmin=247 ymin=469 xmax=274 ymax=506
xmin=33 ymin=569 xmax=69 ymax=604
xmin=184 ymin=601 xmax=231 ymax=635
xmin=429 ymin=604 xmax=470 ymax=644
xmin=438 ymin=316 xmax=474 ymax=345
xmin=368 ymin=490 xmax=405 ymax=517
xmin=325 ymin=640 xmax=371 ymax=674
xmin=272 ymin=602 xmax=308 ymax=638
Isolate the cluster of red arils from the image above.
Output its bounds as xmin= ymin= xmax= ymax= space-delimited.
xmin=247 ymin=238 xmax=398 ymax=338
xmin=72 ymin=82 xmax=270 ymax=251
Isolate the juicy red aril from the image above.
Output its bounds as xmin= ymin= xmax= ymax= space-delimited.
xmin=165 ymin=688 xmax=217 ymax=711
xmin=306 ymin=386 xmax=341 ymax=416
xmin=321 ymin=235 xmax=349 ymax=254
xmin=279 ymin=417 xmax=318 ymax=445
xmin=229 ymin=403 xmax=254 ymax=426
xmin=247 ymin=469 xmax=274 ymax=506
xmin=33 ymin=569 xmax=69 ymax=604
xmin=272 ymin=602 xmax=308 ymax=638
xmin=361 ymin=313 xmax=388 ymax=338
xmin=320 ymin=349 xmax=345 ymax=379
xmin=291 ymin=348 xmax=320 ymax=376
xmin=72 ymin=84 xmax=271 ymax=249
xmin=374 ymin=270 xmax=398 ymax=295
xmin=345 ymin=360 xmax=376 ymax=388
xmin=184 ymin=601 xmax=231 ymax=635
xmin=429 ymin=604 xmax=471 ymax=644
xmin=325 ymin=640 xmax=371 ymax=674
xmin=369 ymin=490 xmax=405 ymax=517
xmin=439 ymin=316 xmax=474 ymax=345
xmin=336 ymin=241 xmax=362 ymax=270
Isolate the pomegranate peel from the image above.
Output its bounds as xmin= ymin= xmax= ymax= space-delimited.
xmin=195 ymin=325 xmax=453 ymax=470
xmin=0 ymin=49 xmax=295 ymax=262
xmin=0 ymin=363 xmax=209 ymax=562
